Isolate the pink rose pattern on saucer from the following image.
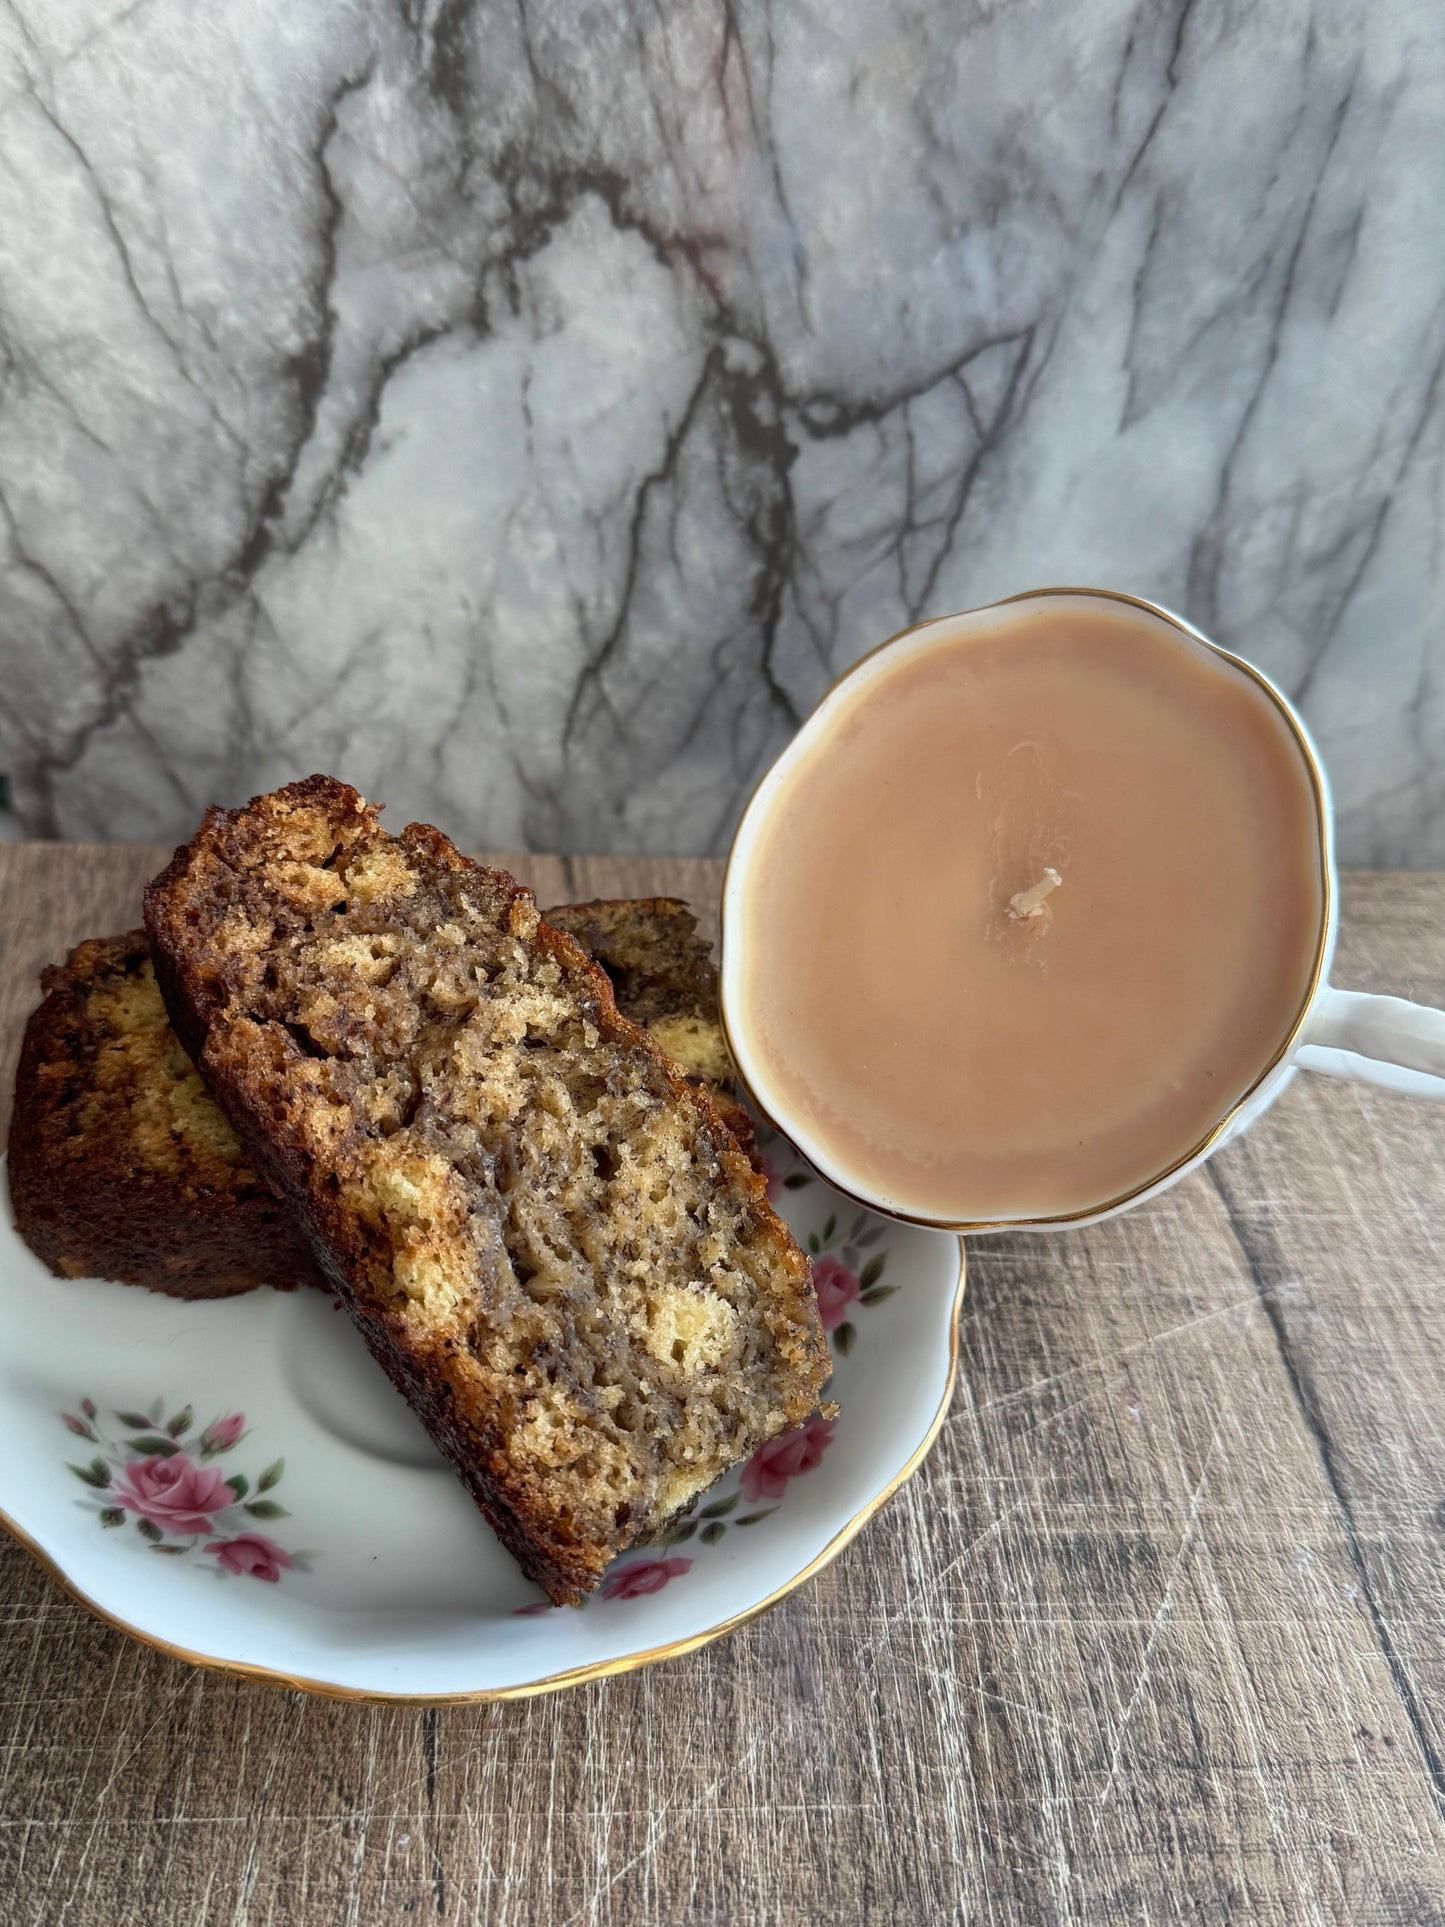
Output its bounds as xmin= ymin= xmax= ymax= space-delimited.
xmin=60 ymin=1396 xmax=313 ymax=1579
xmin=758 ymin=1130 xmax=897 ymax=1354
xmin=740 ymin=1415 xmax=836 ymax=1504
xmin=516 ymin=1132 xmax=887 ymax=1611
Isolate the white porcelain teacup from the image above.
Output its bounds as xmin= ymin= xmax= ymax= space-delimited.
xmin=719 ymin=587 xmax=1445 ymax=1234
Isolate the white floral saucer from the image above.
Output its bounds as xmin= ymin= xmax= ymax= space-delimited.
xmin=0 ymin=1137 xmax=964 ymax=1701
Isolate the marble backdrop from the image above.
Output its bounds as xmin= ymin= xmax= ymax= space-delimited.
xmin=0 ymin=0 xmax=1441 ymax=862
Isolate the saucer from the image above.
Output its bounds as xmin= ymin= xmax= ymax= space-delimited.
xmin=0 ymin=1138 xmax=963 ymax=1700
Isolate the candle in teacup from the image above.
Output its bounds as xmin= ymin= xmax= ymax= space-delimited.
xmin=724 ymin=592 xmax=1327 ymax=1226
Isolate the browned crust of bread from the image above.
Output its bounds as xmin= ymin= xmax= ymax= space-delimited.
xmin=8 ymin=931 xmax=323 ymax=1297
xmin=143 ymin=777 xmax=828 ymax=1603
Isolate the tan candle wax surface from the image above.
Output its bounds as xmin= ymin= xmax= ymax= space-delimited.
xmin=738 ymin=599 xmax=1325 ymax=1222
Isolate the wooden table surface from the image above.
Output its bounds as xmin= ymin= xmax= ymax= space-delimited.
xmin=1 ymin=846 xmax=1443 ymax=1925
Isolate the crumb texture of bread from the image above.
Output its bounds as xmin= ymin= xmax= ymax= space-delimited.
xmin=545 ymin=898 xmax=758 ymax=1161
xmin=144 ymin=778 xmax=829 ymax=1602
xmin=8 ymin=933 xmax=323 ymax=1296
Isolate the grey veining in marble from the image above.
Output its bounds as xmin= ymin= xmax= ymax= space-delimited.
xmin=0 ymin=0 xmax=1441 ymax=862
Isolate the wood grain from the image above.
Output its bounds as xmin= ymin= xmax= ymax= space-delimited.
xmin=1 ymin=850 xmax=1443 ymax=1924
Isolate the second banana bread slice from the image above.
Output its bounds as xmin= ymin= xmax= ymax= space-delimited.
xmin=8 ymin=931 xmax=323 ymax=1297
xmin=144 ymin=777 xmax=829 ymax=1603
xmin=544 ymin=896 xmax=758 ymax=1161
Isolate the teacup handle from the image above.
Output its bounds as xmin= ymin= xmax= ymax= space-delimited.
xmin=1296 ymin=986 xmax=1445 ymax=1098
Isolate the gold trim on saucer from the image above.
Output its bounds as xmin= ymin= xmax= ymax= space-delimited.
xmin=718 ymin=585 xmax=1335 ymax=1236
xmin=0 ymin=1242 xmax=965 ymax=1705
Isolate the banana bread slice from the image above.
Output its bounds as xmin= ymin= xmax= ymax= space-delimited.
xmin=8 ymin=902 xmax=749 ymax=1298
xmin=8 ymin=932 xmax=324 ymax=1297
xmin=544 ymin=898 xmax=758 ymax=1162
xmin=144 ymin=777 xmax=829 ymax=1602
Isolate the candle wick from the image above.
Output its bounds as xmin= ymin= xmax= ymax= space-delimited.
xmin=1007 ymin=867 xmax=1063 ymax=921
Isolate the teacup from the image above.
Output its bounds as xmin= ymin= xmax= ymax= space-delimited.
xmin=719 ymin=587 xmax=1445 ymax=1234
